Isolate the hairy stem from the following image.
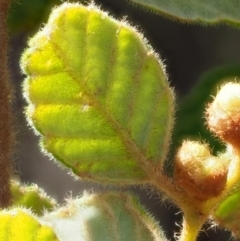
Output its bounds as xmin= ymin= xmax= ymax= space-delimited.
xmin=178 ymin=210 xmax=206 ymax=241
xmin=149 ymin=171 xmax=209 ymax=241
xmin=0 ymin=0 xmax=13 ymax=208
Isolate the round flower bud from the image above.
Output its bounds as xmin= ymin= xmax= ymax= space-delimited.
xmin=206 ymin=82 xmax=240 ymax=148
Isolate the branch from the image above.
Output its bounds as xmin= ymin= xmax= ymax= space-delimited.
xmin=0 ymin=0 xmax=13 ymax=208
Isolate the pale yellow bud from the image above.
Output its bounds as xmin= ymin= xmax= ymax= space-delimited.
xmin=206 ymin=82 xmax=240 ymax=148
xmin=175 ymin=140 xmax=228 ymax=201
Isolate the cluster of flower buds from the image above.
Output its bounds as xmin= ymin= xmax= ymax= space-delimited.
xmin=175 ymin=82 xmax=240 ymax=202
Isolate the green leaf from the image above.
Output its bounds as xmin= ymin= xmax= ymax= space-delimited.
xmin=128 ymin=0 xmax=240 ymax=25
xmin=41 ymin=192 xmax=167 ymax=241
xmin=21 ymin=3 xmax=174 ymax=185
xmin=213 ymin=191 xmax=240 ymax=238
xmin=0 ymin=208 xmax=59 ymax=241
xmin=11 ymin=180 xmax=57 ymax=215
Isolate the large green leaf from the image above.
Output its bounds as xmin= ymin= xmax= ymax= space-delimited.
xmin=0 ymin=208 xmax=59 ymax=241
xmin=41 ymin=192 xmax=167 ymax=241
xmin=21 ymin=3 xmax=174 ymax=185
xmin=128 ymin=0 xmax=240 ymax=25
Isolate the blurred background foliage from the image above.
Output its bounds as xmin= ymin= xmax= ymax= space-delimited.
xmin=8 ymin=0 xmax=62 ymax=34
xmin=7 ymin=0 xmax=240 ymax=240
xmin=7 ymin=0 xmax=89 ymax=34
xmin=167 ymin=64 xmax=240 ymax=175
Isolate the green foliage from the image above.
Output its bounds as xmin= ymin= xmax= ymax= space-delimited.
xmin=21 ymin=3 xmax=174 ymax=185
xmin=0 ymin=208 xmax=59 ymax=241
xmin=8 ymin=0 xmax=60 ymax=34
xmin=172 ymin=65 xmax=240 ymax=154
xmin=2 ymin=0 xmax=240 ymax=240
xmin=128 ymin=0 xmax=240 ymax=25
xmin=7 ymin=0 xmax=86 ymax=34
xmin=41 ymin=192 xmax=167 ymax=241
xmin=1 ymin=192 xmax=167 ymax=241
xmin=11 ymin=180 xmax=57 ymax=215
xmin=214 ymin=191 xmax=240 ymax=238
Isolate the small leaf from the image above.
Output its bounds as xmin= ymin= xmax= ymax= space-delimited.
xmin=213 ymin=191 xmax=240 ymax=238
xmin=0 ymin=208 xmax=59 ymax=241
xmin=21 ymin=3 xmax=174 ymax=185
xmin=11 ymin=180 xmax=57 ymax=215
xmin=41 ymin=192 xmax=167 ymax=241
xmin=128 ymin=0 xmax=240 ymax=25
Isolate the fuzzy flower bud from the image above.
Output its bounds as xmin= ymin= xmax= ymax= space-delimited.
xmin=174 ymin=140 xmax=228 ymax=201
xmin=206 ymin=82 xmax=240 ymax=148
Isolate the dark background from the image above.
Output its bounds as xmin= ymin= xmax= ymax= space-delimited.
xmin=9 ymin=0 xmax=240 ymax=240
